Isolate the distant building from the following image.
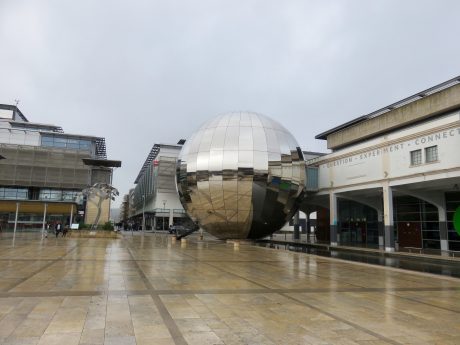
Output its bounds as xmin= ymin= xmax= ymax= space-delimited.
xmin=129 ymin=142 xmax=190 ymax=230
xmin=0 ymin=104 xmax=120 ymax=231
xmin=119 ymin=194 xmax=130 ymax=224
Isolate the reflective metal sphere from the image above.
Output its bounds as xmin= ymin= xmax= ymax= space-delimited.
xmin=177 ymin=112 xmax=305 ymax=239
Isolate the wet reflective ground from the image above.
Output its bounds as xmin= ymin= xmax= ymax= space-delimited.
xmin=259 ymin=241 xmax=460 ymax=278
xmin=0 ymin=232 xmax=460 ymax=345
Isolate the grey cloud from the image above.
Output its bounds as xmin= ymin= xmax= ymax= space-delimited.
xmin=1 ymin=0 xmax=459 ymax=206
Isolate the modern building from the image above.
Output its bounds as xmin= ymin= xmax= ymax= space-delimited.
xmin=304 ymin=76 xmax=460 ymax=252
xmin=129 ymin=142 xmax=190 ymax=230
xmin=0 ymin=104 xmax=120 ymax=231
xmin=119 ymin=193 xmax=130 ymax=224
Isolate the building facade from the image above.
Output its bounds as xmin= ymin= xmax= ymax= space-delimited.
xmin=0 ymin=104 xmax=119 ymax=231
xmin=304 ymin=76 xmax=460 ymax=252
xmin=128 ymin=142 xmax=190 ymax=230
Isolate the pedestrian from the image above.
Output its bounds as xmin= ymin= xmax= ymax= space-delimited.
xmin=55 ymin=222 xmax=62 ymax=238
xmin=63 ymin=224 xmax=69 ymax=237
xmin=44 ymin=222 xmax=50 ymax=238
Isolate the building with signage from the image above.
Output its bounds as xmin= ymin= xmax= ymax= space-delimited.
xmin=304 ymin=76 xmax=460 ymax=252
xmin=129 ymin=142 xmax=190 ymax=230
xmin=0 ymin=104 xmax=120 ymax=231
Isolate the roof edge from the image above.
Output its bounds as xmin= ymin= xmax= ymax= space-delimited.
xmin=315 ymin=75 xmax=460 ymax=140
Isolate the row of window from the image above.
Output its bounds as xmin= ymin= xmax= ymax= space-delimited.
xmin=41 ymin=135 xmax=92 ymax=151
xmin=0 ymin=187 xmax=80 ymax=201
xmin=39 ymin=189 xmax=80 ymax=201
xmin=0 ymin=188 xmax=28 ymax=200
xmin=410 ymin=145 xmax=438 ymax=166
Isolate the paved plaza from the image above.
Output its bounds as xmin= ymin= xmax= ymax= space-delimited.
xmin=0 ymin=233 xmax=459 ymax=345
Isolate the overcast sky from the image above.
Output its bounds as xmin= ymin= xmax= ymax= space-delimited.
xmin=1 ymin=0 xmax=459 ymax=207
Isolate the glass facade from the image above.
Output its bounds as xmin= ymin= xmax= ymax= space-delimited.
xmin=38 ymin=189 xmax=80 ymax=202
xmin=133 ymin=160 xmax=156 ymax=209
xmin=338 ymin=199 xmax=379 ymax=247
xmin=0 ymin=187 xmax=28 ymax=200
xmin=41 ymin=135 xmax=92 ymax=151
xmin=0 ymin=187 xmax=80 ymax=202
xmin=394 ymin=196 xmax=439 ymax=249
xmin=446 ymin=192 xmax=460 ymax=251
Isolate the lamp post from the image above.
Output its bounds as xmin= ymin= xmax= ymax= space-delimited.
xmin=162 ymin=200 xmax=167 ymax=231
xmin=142 ymin=194 xmax=146 ymax=233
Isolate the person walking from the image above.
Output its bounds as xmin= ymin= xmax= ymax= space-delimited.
xmin=44 ymin=222 xmax=50 ymax=238
xmin=63 ymin=224 xmax=69 ymax=237
xmin=55 ymin=222 xmax=62 ymax=238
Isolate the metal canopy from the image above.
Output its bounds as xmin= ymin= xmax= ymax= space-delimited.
xmin=11 ymin=121 xmax=63 ymax=133
xmin=134 ymin=144 xmax=160 ymax=184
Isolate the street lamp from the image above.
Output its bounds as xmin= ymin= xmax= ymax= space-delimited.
xmin=142 ymin=194 xmax=146 ymax=233
xmin=162 ymin=200 xmax=167 ymax=231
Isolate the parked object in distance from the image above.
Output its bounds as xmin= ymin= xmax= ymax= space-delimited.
xmin=169 ymin=225 xmax=186 ymax=235
xmin=177 ymin=112 xmax=306 ymax=240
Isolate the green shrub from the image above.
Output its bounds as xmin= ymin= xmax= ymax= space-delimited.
xmin=102 ymin=221 xmax=114 ymax=230
xmin=76 ymin=222 xmax=114 ymax=231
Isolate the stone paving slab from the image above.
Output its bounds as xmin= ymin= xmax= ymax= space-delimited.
xmin=0 ymin=232 xmax=459 ymax=344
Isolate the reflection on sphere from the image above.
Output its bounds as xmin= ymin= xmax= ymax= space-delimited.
xmin=177 ymin=112 xmax=306 ymax=239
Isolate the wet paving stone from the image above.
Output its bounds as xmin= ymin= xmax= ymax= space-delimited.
xmin=0 ymin=232 xmax=459 ymax=345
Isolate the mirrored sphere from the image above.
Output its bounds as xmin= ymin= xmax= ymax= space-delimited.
xmin=177 ymin=112 xmax=306 ymax=239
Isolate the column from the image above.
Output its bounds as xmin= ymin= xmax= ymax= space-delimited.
xmin=13 ymin=202 xmax=20 ymax=234
xmin=69 ymin=204 xmax=74 ymax=227
xmin=293 ymin=210 xmax=300 ymax=240
xmin=382 ymin=183 xmax=395 ymax=252
xmin=329 ymin=192 xmax=338 ymax=246
xmin=169 ymin=209 xmax=174 ymax=227
xmin=306 ymin=212 xmax=311 ymax=243
xmin=42 ymin=203 xmax=48 ymax=238
xmin=438 ymin=202 xmax=448 ymax=252
xmin=377 ymin=210 xmax=384 ymax=247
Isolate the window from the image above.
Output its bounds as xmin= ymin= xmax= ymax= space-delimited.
xmin=410 ymin=149 xmax=422 ymax=166
xmin=67 ymin=139 xmax=79 ymax=149
xmin=0 ymin=187 xmax=28 ymax=200
xmin=41 ymin=136 xmax=54 ymax=146
xmin=40 ymin=135 xmax=93 ymax=152
xmin=78 ymin=140 xmax=92 ymax=150
xmin=53 ymin=138 xmax=67 ymax=148
xmin=39 ymin=189 xmax=62 ymax=201
xmin=425 ymin=146 xmax=438 ymax=163
xmin=62 ymin=190 xmax=79 ymax=201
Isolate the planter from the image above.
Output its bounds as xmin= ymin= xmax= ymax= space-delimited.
xmin=69 ymin=230 xmax=121 ymax=239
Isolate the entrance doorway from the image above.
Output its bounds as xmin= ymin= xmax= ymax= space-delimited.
xmin=394 ymin=195 xmax=440 ymax=250
xmin=397 ymin=222 xmax=422 ymax=248
xmin=338 ymin=199 xmax=379 ymax=247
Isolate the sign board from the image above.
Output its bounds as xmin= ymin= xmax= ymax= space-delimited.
xmin=71 ymin=223 xmax=79 ymax=230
